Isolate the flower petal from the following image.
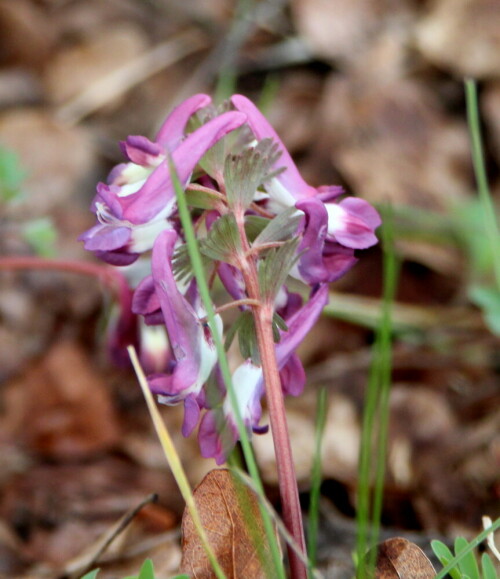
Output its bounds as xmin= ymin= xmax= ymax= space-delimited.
xmin=231 ymin=94 xmax=316 ymax=201
xmin=155 ymin=93 xmax=212 ymax=150
xmin=296 ymin=198 xmax=357 ymax=283
xmin=121 ymin=111 xmax=247 ymax=224
xmin=326 ymin=197 xmax=381 ymax=249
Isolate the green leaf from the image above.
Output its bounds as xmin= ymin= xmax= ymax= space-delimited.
xmin=172 ymin=243 xmax=212 ymax=284
xmin=22 ymin=218 xmax=57 ymax=257
xmin=137 ymin=558 xmax=155 ymax=579
xmin=481 ymin=553 xmax=497 ymax=579
xmin=224 ymin=312 xmax=246 ymax=351
xmin=224 ymin=138 xmax=282 ymax=210
xmin=455 ymin=537 xmax=480 ymax=579
xmin=80 ymin=570 xmax=100 ymax=579
xmin=170 ymin=575 xmax=191 ymax=579
xmin=431 ymin=540 xmax=462 ymax=579
xmin=237 ymin=310 xmax=260 ymax=364
xmin=468 ymin=285 xmax=500 ymax=335
xmin=200 ymin=214 xmax=241 ymax=264
xmin=245 ymin=215 xmax=270 ymax=242
xmin=185 ymin=188 xmax=221 ymax=210
xmin=258 ymin=238 xmax=299 ymax=303
xmin=271 ymin=312 xmax=288 ymax=343
xmin=0 ymin=146 xmax=25 ymax=203
xmin=254 ymin=206 xmax=302 ymax=246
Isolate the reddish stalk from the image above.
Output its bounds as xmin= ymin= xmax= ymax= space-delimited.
xmin=0 ymin=256 xmax=129 ymax=300
xmin=234 ymin=210 xmax=307 ymax=579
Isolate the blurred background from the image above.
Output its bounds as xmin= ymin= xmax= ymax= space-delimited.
xmin=0 ymin=0 xmax=499 ymax=577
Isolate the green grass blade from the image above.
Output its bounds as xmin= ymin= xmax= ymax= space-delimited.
xmin=169 ymin=158 xmax=285 ymax=579
xmin=465 ymin=79 xmax=500 ymax=290
xmin=80 ymin=571 xmax=100 ymax=579
xmin=307 ymin=387 xmax=328 ymax=573
xmin=356 ymin=204 xmax=398 ymax=578
xmin=368 ymin=206 xmax=398 ymax=555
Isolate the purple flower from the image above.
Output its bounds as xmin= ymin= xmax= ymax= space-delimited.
xmin=139 ymin=230 xmax=223 ymax=437
xmin=80 ymin=97 xmax=247 ymax=264
xmin=230 ymin=95 xmax=381 ymax=282
xmin=198 ymin=284 xmax=329 ymax=464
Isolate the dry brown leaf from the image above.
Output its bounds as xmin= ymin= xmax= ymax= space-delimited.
xmin=291 ymin=0 xmax=414 ymax=65
xmin=180 ymin=469 xmax=277 ymax=578
xmin=3 ymin=340 xmax=121 ymax=460
xmin=416 ymin=0 xmax=500 ymax=79
xmin=0 ymin=0 xmax=55 ymax=69
xmin=0 ymin=109 xmax=95 ymax=218
xmin=370 ymin=537 xmax=436 ymax=578
xmin=43 ymin=24 xmax=148 ymax=105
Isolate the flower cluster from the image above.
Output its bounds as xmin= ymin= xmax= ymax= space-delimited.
xmin=80 ymin=94 xmax=380 ymax=463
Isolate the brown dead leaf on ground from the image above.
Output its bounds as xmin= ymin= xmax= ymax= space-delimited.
xmin=416 ymin=0 xmax=500 ymax=79
xmin=290 ymin=0 xmax=416 ymax=65
xmin=0 ymin=109 xmax=96 ymax=217
xmin=369 ymin=537 xmax=436 ymax=578
xmin=43 ymin=24 xmax=149 ymax=106
xmin=180 ymin=469 xmax=277 ymax=578
xmin=2 ymin=340 xmax=121 ymax=459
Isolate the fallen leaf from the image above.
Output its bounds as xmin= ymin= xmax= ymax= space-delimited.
xmin=3 ymin=340 xmax=121 ymax=460
xmin=416 ymin=0 xmax=500 ymax=79
xmin=180 ymin=469 xmax=277 ymax=578
xmin=369 ymin=537 xmax=436 ymax=578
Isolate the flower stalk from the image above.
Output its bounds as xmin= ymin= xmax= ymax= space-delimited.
xmin=234 ymin=207 xmax=307 ymax=577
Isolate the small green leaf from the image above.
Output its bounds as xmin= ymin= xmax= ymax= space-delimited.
xmin=258 ymin=238 xmax=299 ymax=302
xmin=172 ymin=244 xmax=212 ymax=284
xmin=224 ymin=312 xmax=246 ymax=351
xmin=185 ymin=188 xmax=221 ymax=210
xmin=245 ymin=215 xmax=269 ymax=241
xmin=80 ymin=570 xmax=100 ymax=579
xmin=237 ymin=310 xmax=260 ymax=364
xmin=170 ymin=575 xmax=191 ymax=579
xmin=22 ymin=218 xmax=57 ymax=257
xmin=481 ymin=552 xmax=497 ymax=579
xmin=271 ymin=313 xmax=287 ymax=343
xmin=0 ymin=146 xmax=25 ymax=203
xmin=200 ymin=214 xmax=241 ymax=264
xmin=455 ymin=537 xmax=480 ymax=579
xmin=431 ymin=540 xmax=462 ymax=579
xmin=469 ymin=285 xmax=500 ymax=335
xmin=224 ymin=138 xmax=282 ymax=210
xmin=254 ymin=206 xmax=302 ymax=246
xmin=137 ymin=558 xmax=155 ymax=579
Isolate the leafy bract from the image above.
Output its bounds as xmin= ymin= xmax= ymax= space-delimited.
xmin=258 ymin=238 xmax=299 ymax=303
xmin=224 ymin=139 xmax=282 ymax=211
xmin=253 ymin=206 xmax=302 ymax=246
xmin=200 ymin=214 xmax=241 ymax=265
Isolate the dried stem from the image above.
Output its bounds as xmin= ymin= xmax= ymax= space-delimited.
xmin=234 ymin=209 xmax=307 ymax=579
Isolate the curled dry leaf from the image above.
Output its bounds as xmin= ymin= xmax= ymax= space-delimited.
xmin=290 ymin=0 xmax=415 ymax=65
xmin=369 ymin=537 xmax=436 ymax=578
xmin=43 ymin=24 xmax=149 ymax=105
xmin=416 ymin=0 xmax=500 ymax=79
xmin=0 ymin=109 xmax=95 ymax=218
xmin=180 ymin=469 xmax=278 ymax=578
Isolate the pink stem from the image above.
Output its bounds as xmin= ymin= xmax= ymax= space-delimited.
xmin=0 ymin=256 xmax=129 ymax=301
xmin=234 ymin=211 xmax=307 ymax=579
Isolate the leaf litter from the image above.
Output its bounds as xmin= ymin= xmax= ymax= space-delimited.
xmin=0 ymin=0 xmax=499 ymax=577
